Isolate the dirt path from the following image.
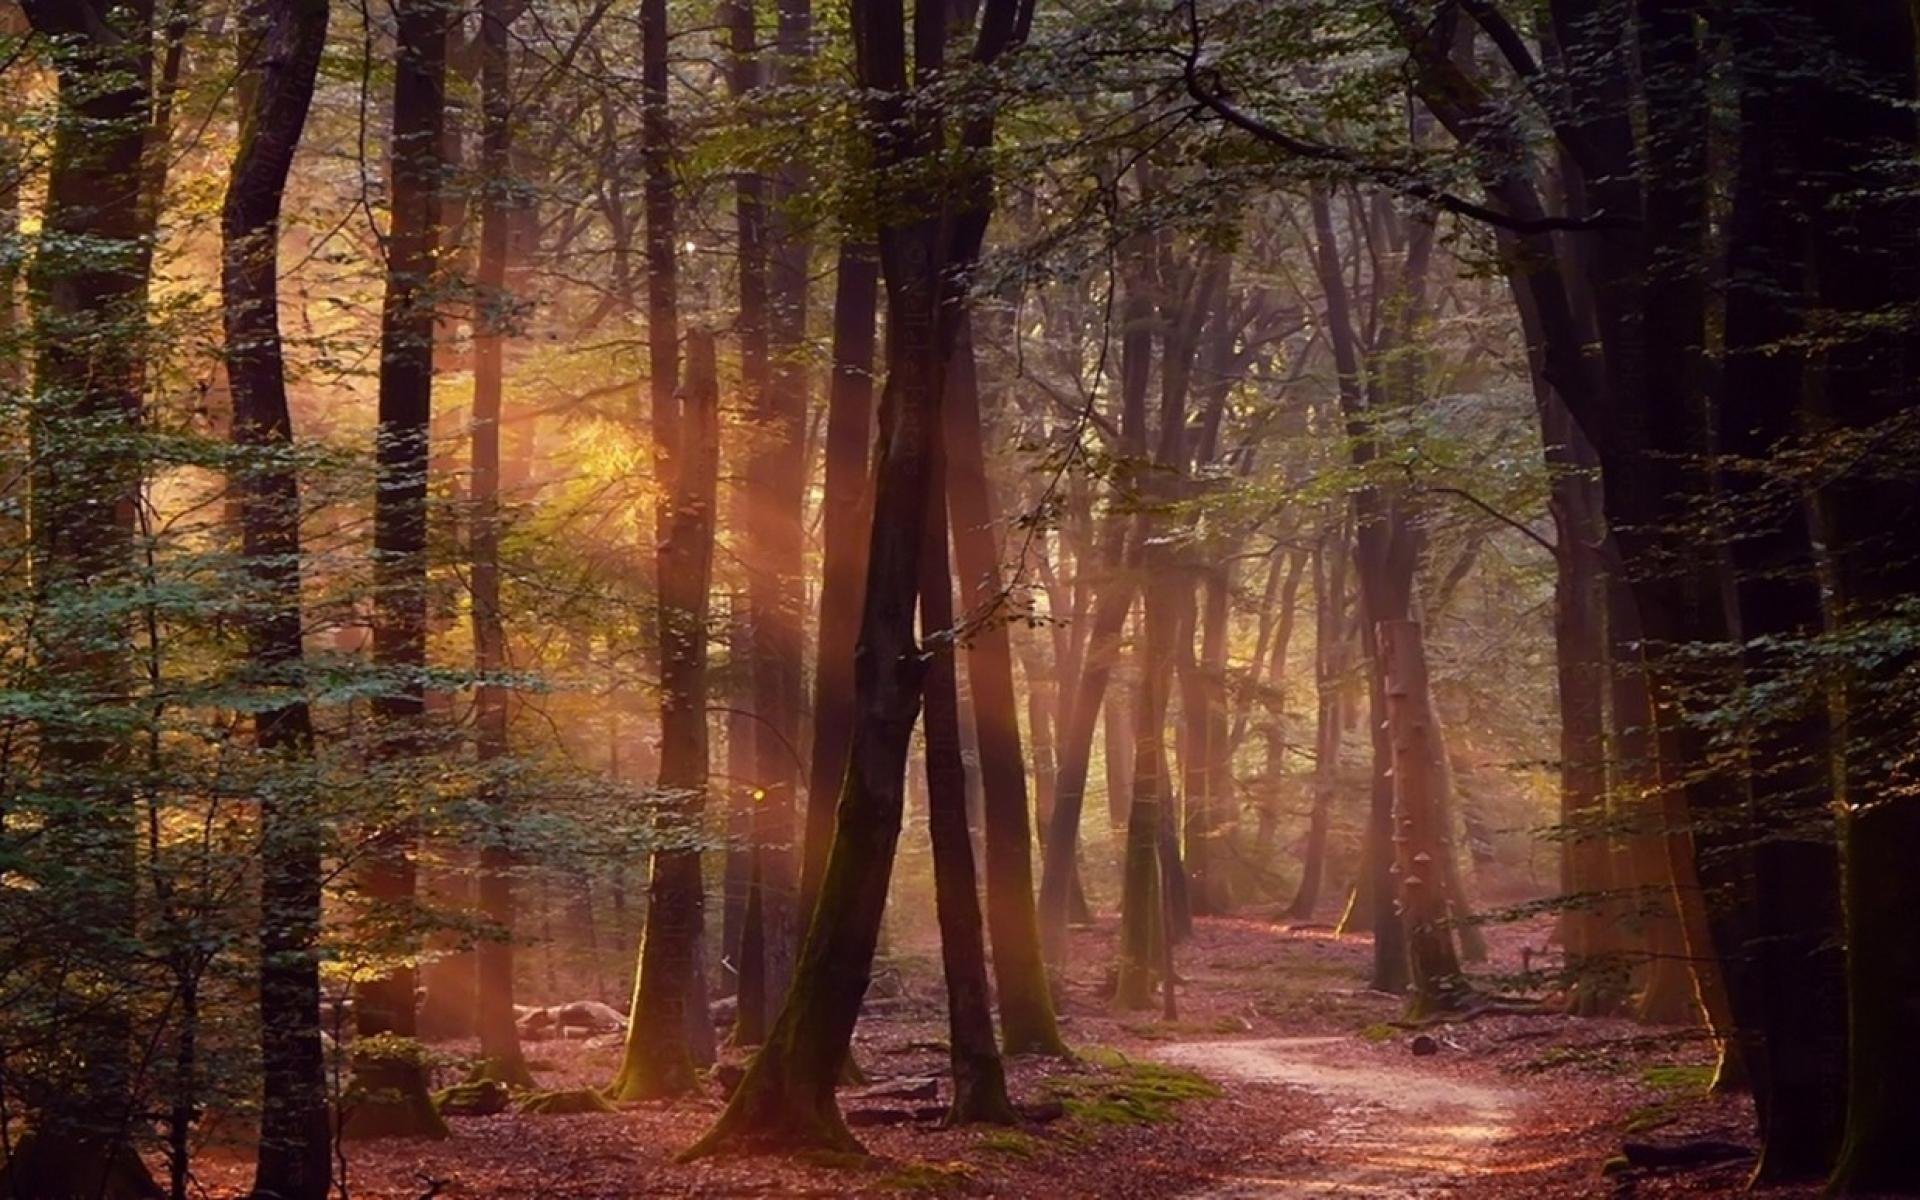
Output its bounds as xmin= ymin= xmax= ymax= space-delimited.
xmin=1155 ymin=1035 xmax=1525 ymax=1198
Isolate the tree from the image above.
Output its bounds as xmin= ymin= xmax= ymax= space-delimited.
xmin=942 ymin=315 xmax=1067 ymax=1053
xmin=223 ymin=0 xmax=334 ymax=1191
xmin=919 ymin=406 xmax=1019 ymax=1123
xmin=345 ymin=0 xmax=454 ymax=1141
xmin=611 ymin=330 xmax=720 ymax=1099
xmin=2 ymin=1 xmax=163 ymax=1193
xmin=470 ymin=0 xmax=534 ymax=1092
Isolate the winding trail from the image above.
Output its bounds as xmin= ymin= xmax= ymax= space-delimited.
xmin=1156 ymin=1036 xmax=1524 ymax=1198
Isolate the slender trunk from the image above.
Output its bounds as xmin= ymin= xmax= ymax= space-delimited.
xmin=942 ymin=314 xmax=1066 ymax=1054
xmin=799 ymin=242 xmax=879 ymax=920
xmin=746 ymin=0 xmax=814 ymax=1028
xmin=1037 ymin=266 xmax=1154 ymax=963
xmin=470 ymin=0 xmax=532 ymax=1091
xmin=345 ymin=0 xmax=452 ymax=1142
xmin=919 ymin=427 xmax=1017 ymax=1123
xmin=1288 ymin=539 xmax=1343 ymax=919
xmin=223 ymin=2 xmax=334 ymax=1191
xmin=612 ymin=332 xmax=719 ymax=1099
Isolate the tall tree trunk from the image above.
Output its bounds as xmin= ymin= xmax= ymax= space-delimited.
xmin=1379 ymin=620 xmax=1467 ymax=1017
xmin=1720 ymin=12 xmax=1846 ymax=1172
xmin=919 ymin=426 xmax=1018 ymax=1123
xmin=722 ymin=0 xmax=776 ymax=1046
xmin=346 ymin=0 xmax=453 ymax=1141
xmin=4 ymin=2 xmax=161 ymax=1195
xmin=223 ymin=2 xmax=334 ymax=1193
xmin=942 ymin=315 xmax=1067 ymax=1054
xmin=470 ymin=0 xmax=533 ymax=1092
xmin=1545 ymin=417 xmax=1619 ymax=1016
xmin=1037 ymin=259 xmax=1154 ymax=963
xmin=746 ymin=0 xmax=814 ymax=1029
xmin=1793 ymin=5 xmax=1920 ymax=1190
xmin=611 ymin=331 xmax=719 ymax=1099
xmin=799 ymin=242 xmax=879 ymax=921
xmin=1288 ymin=537 xmax=1344 ymax=919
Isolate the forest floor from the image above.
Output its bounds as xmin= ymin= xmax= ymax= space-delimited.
xmin=186 ymin=912 xmax=1800 ymax=1198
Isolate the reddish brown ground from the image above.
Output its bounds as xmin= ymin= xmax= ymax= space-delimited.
xmin=184 ymin=915 xmax=1797 ymax=1198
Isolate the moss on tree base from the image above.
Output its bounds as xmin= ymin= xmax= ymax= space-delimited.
xmin=341 ymin=1050 xmax=448 ymax=1141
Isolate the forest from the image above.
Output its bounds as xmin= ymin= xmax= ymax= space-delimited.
xmin=0 ymin=0 xmax=1916 ymax=1197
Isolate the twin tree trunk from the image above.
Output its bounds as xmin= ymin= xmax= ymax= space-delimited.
xmin=346 ymin=0 xmax=451 ymax=1141
xmin=223 ymin=0 xmax=333 ymax=1193
xmin=686 ymin=0 xmax=1032 ymax=1154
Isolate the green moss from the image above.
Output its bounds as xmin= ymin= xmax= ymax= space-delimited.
xmin=433 ymin=1079 xmax=512 ymax=1117
xmin=1043 ymin=1053 xmax=1220 ymax=1134
xmin=1640 ymin=1063 xmax=1714 ymax=1093
xmin=1359 ymin=1022 xmax=1397 ymax=1043
xmin=976 ymin=1130 xmax=1041 ymax=1159
xmin=517 ymin=1088 xmax=617 ymax=1115
xmin=878 ymin=1161 xmax=976 ymax=1193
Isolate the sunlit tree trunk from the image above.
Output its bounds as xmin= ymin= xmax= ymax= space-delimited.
xmin=223 ymin=0 xmax=334 ymax=1191
xmin=942 ymin=314 xmax=1066 ymax=1053
xmin=1379 ymin=620 xmax=1467 ymax=1017
xmin=469 ymin=0 xmax=533 ymax=1092
xmin=612 ymin=332 xmax=719 ymax=1099
xmin=1038 ymin=255 xmax=1153 ymax=962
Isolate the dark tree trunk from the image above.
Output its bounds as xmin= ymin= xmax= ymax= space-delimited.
xmin=3 ymin=2 xmax=162 ymax=1196
xmin=346 ymin=0 xmax=453 ymax=1141
xmin=612 ymin=332 xmax=719 ymax=1099
xmin=799 ymin=242 xmax=879 ymax=921
xmin=942 ymin=315 xmax=1067 ymax=1054
xmin=1719 ymin=12 xmax=1846 ymax=1172
xmin=470 ymin=0 xmax=533 ymax=1093
xmin=1543 ymin=413 xmax=1620 ymax=1016
xmin=1790 ymin=6 xmax=1920 ymax=1191
xmin=722 ymin=0 xmax=776 ymax=1047
xmin=919 ymin=426 xmax=1018 ymax=1124
xmin=222 ymin=1 xmax=334 ymax=1192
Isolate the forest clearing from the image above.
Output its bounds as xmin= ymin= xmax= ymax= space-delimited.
xmin=3 ymin=0 xmax=1919 ymax=1198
